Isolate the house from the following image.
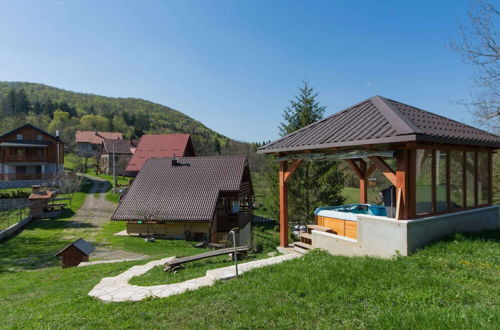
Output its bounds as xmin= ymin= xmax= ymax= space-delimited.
xmin=112 ymin=155 xmax=253 ymax=244
xmin=99 ymin=139 xmax=139 ymax=175
xmin=125 ymin=134 xmax=195 ymax=176
xmin=0 ymin=124 xmax=64 ymax=181
xmin=75 ymin=131 xmax=123 ymax=156
xmin=258 ymin=95 xmax=500 ymax=258
xmin=55 ymin=238 xmax=95 ymax=268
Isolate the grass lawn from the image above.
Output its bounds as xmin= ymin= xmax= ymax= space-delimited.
xmin=343 ymin=186 xmax=359 ymax=204
xmin=0 ymin=230 xmax=498 ymax=328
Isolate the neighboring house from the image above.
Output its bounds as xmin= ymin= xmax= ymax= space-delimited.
xmin=125 ymin=134 xmax=195 ymax=176
xmin=113 ymin=155 xmax=253 ymax=244
xmin=99 ymin=139 xmax=139 ymax=175
xmin=75 ymin=131 xmax=123 ymax=156
xmin=0 ymin=124 xmax=64 ymax=181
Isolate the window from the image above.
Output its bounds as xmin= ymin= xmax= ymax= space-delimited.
xmin=16 ymin=134 xmax=23 ymax=140
xmin=449 ymin=151 xmax=464 ymax=209
xmin=17 ymin=149 xmax=24 ymax=158
xmin=477 ymin=152 xmax=490 ymax=205
xmin=415 ymin=149 xmax=433 ymax=214
xmin=466 ymin=152 xmax=476 ymax=207
xmin=37 ymin=135 xmax=43 ymax=141
xmin=435 ymin=150 xmax=448 ymax=212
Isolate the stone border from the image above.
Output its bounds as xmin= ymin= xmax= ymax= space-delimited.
xmin=89 ymin=253 xmax=301 ymax=302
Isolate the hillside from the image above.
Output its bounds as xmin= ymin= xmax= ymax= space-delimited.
xmin=0 ymin=82 xmax=260 ymax=162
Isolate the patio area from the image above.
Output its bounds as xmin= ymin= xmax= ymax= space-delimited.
xmin=258 ymin=96 xmax=500 ymax=258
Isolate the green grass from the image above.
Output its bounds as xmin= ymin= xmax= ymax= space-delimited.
xmin=0 ymin=230 xmax=498 ymax=328
xmin=0 ymin=179 xmax=92 ymax=272
xmin=343 ymin=186 xmax=360 ymax=204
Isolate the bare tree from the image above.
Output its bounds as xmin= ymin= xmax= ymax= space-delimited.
xmin=450 ymin=0 xmax=499 ymax=134
xmin=51 ymin=172 xmax=85 ymax=206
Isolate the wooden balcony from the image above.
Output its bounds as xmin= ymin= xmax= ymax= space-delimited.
xmin=1 ymin=173 xmax=55 ymax=181
xmin=3 ymin=155 xmax=48 ymax=162
xmin=217 ymin=211 xmax=253 ymax=232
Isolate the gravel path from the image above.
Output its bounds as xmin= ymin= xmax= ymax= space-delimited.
xmin=65 ymin=176 xmax=146 ymax=261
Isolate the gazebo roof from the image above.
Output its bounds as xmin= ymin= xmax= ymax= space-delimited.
xmin=258 ymin=96 xmax=500 ymax=154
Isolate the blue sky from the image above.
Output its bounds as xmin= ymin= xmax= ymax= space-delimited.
xmin=0 ymin=0 xmax=477 ymax=142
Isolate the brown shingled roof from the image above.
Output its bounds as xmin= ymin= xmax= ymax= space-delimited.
xmin=258 ymin=96 xmax=500 ymax=153
xmin=112 ymin=155 xmax=251 ymax=222
xmin=75 ymin=131 xmax=123 ymax=144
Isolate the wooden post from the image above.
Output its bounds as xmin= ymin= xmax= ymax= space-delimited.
xmin=359 ymin=159 xmax=367 ymax=203
xmin=279 ymin=161 xmax=289 ymax=247
xmin=395 ymin=150 xmax=411 ymax=220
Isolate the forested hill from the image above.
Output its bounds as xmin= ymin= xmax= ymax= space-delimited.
xmin=0 ymin=82 xmax=263 ymax=166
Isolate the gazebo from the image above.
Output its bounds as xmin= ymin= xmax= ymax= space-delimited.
xmin=258 ymin=96 xmax=500 ymax=258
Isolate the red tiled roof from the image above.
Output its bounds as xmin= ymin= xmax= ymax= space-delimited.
xmin=75 ymin=131 xmax=123 ymax=144
xmin=29 ymin=190 xmax=55 ymax=200
xmin=101 ymin=139 xmax=139 ymax=154
xmin=126 ymin=134 xmax=194 ymax=173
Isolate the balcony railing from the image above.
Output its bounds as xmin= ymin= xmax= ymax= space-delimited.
xmin=1 ymin=173 xmax=55 ymax=181
xmin=3 ymin=155 xmax=48 ymax=162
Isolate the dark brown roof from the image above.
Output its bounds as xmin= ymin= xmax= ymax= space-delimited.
xmin=258 ymin=96 xmax=500 ymax=153
xmin=101 ymin=139 xmax=139 ymax=154
xmin=112 ymin=155 xmax=252 ymax=222
xmin=56 ymin=238 xmax=94 ymax=256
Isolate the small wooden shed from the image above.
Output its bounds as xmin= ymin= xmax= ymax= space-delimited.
xmin=56 ymin=238 xmax=95 ymax=268
xmin=28 ymin=185 xmax=55 ymax=218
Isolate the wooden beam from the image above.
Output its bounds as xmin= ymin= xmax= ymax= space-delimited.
xmin=346 ymin=159 xmax=364 ymax=179
xmin=369 ymin=156 xmax=397 ymax=186
xmin=283 ymin=159 xmax=302 ymax=183
xmin=431 ymin=150 xmax=436 ymax=213
xmin=366 ymin=163 xmax=376 ymax=178
xmin=279 ymin=161 xmax=289 ymax=247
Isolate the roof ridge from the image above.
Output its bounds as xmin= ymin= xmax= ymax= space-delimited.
xmin=371 ymin=96 xmax=421 ymax=135
xmin=382 ymin=97 xmax=500 ymax=139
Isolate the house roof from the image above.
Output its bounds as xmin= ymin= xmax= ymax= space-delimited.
xmin=75 ymin=131 xmax=123 ymax=144
xmin=56 ymin=238 xmax=94 ymax=256
xmin=113 ymin=155 xmax=251 ymax=222
xmin=258 ymin=96 xmax=500 ymax=154
xmin=125 ymin=134 xmax=194 ymax=173
xmin=101 ymin=139 xmax=139 ymax=154
xmin=0 ymin=123 xmax=61 ymax=142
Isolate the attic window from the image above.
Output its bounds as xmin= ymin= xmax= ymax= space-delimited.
xmin=16 ymin=134 xmax=23 ymax=140
xmin=37 ymin=135 xmax=43 ymax=141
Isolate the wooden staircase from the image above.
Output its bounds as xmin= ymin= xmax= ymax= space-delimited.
xmin=293 ymin=224 xmax=334 ymax=254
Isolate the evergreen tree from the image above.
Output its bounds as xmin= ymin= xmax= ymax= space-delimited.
xmin=15 ymin=89 xmax=30 ymax=114
xmin=265 ymin=81 xmax=345 ymax=223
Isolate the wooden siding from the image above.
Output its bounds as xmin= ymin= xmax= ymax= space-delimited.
xmin=316 ymin=215 xmax=358 ymax=239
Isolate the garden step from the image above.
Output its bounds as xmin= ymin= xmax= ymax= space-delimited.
xmin=300 ymin=232 xmax=312 ymax=240
xmin=307 ymin=225 xmax=334 ymax=233
xmin=293 ymin=241 xmax=312 ymax=254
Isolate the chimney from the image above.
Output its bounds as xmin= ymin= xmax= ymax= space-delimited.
xmin=32 ymin=185 xmax=41 ymax=194
xmin=55 ymin=130 xmax=60 ymax=137
xmin=172 ymin=159 xmax=178 ymax=166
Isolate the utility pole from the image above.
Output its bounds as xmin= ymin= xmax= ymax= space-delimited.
xmin=230 ymin=228 xmax=239 ymax=278
xmin=112 ymin=144 xmax=116 ymax=194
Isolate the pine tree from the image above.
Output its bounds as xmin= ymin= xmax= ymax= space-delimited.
xmin=265 ymin=81 xmax=345 ymax=223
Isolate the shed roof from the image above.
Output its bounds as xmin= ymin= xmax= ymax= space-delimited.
xmin=75 ymin=131 xmax=123 ymax=144
xmin=125 ymin=134 xmax=194 ymax=173
xmin=258 ymin=96 xmax=500 ymax=153
xmin=101 ymin=139 xmax=139 ymax=154
xmin=29 ymin=190 xmax=55 ymax=200
xmin=56 ymin=238 xmax=94 ymax=256
xmin=113 ymin=155 xmax=251 ymax=222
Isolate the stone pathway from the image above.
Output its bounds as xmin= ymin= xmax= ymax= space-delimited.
xmin=89 ymin=252 xmax=301 ymax=302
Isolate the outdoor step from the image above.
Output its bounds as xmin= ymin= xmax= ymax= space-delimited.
xmin=307 ymin=225 xmax=334 ymax=233
xmin=300 ymin=232 xmax=312 ymax=240
xmin=294 ymin=241 xmax=312 ymax=250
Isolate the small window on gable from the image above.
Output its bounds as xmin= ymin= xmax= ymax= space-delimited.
xmin=37 ymin=135 xmax=43 ymax=141
xmin=16 ymin=134 xmax=23 ymax=140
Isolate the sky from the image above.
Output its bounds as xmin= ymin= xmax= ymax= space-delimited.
xmin=0 ymin=0 xmax=479 ymax=142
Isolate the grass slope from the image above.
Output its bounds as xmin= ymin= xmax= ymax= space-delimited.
xmin=0 ymin=231 xmax=498 ymax=328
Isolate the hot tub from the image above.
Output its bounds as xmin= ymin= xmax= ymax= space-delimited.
xmin=313 ymin=204 xmax=387 ymax=239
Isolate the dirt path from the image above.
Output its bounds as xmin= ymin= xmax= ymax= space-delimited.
xmin=64 ymin=176 xmax=146 ymax=261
